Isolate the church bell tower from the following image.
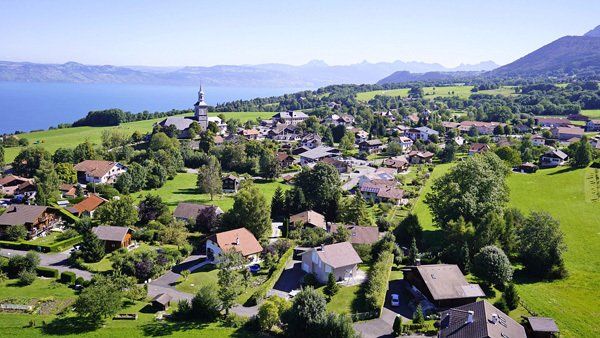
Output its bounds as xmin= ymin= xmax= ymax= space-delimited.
xmin=194 ymin=84 xmax=208 ymax=130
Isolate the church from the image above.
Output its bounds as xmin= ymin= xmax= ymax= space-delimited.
xmin=157 ymin=85 xmax=209 ymax=138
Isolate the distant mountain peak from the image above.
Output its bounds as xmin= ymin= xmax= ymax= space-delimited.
xmin=584 ymin=25 xmax=600 ymax=37
xmin=303 ymin=59 xmax=328 ymax=67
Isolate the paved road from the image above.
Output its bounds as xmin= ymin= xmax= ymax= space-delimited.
xmin=0 ymin=248 xmax=92 ymax=279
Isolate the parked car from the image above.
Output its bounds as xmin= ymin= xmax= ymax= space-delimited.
xmin=249 ymin=264 xmax=261 ymax=273
xmin=390 ymin=293 xmax=400 ymax=307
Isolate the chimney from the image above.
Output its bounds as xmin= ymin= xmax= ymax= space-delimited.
xmin=235 ymin=236 xmax=240 ymax=245
xmin=465 ymin=311 xmax=474 ymax=324
xmin=320 ymin=244 xmax=325 ymax=251
xmin=491 ymin=313 xmax=498 ymax=324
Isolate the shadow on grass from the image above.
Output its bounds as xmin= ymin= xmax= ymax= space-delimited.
xmin=139 ymin=304 xmax=159 ymax=314
xmin=547 ymin=166 xmax=578 ymax=175
xmin=42 ymin=316 xmax=103 ymax=335
xmin=422 ymin=229 xmax=444 ymax=250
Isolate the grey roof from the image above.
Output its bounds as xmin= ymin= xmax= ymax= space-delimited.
xmin=526 ymin=317 xmax=559 ymax=333
xmin=152 ymin=293 xmax=172 ymax=306
xmin=0 ymin=205 xmax=48 ymax=226
xmin=412 ymin=264 xmax=485 ymax=300
xmin=328 ymin=224 xmax=379 ymax=244
xmin=173 ymin=203 xmax=223 ymax=220
xmin=300 ymin=146 xmax=340 ymax=160
xmin=415 ymin=126 xmax=439 ymax=135
xmin=439 ymin=301 xmax=526 ymax=338
xmin=92 ymin=225 xmax=130 ymax=242
xmin=544 ymin=149 xmax=568 ymax=160
xmin=313 ymin=242 xmax=362 ymax=269
xmin=159 ymin=116 xmax=195 ymax=131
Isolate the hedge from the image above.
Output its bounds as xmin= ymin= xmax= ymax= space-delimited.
xmin=364 ymin=250 xmax=394 ymax=313
xmin=49 ymin=204 xmax=80 ymax=224
xmin=0 ymin=235 xmax=82 ymax=253
xmin=247 ymin=247 xmax=294 ymax=306
xmin=36 ymin=266 xmax=60 ymax=278
xmin=60 ymin=271 xmax=76 ymax=284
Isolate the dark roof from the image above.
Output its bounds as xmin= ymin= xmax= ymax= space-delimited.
xmin=526 ymin=317 xmax=559 ymax=333
xmin=328 ymin=224 xmax=379 ymax=244
xmin=0 ymin=205 xmax=48 ymax=226
xmin=409 ymin=264 xmax=485 ymax=300
xmin=74 ymin=160 xmax=122 ymax=178
xmin=439 ymin=300 xmax=526 ymax=338
xmin=312 ymin=242 xmax=362 ymax=268
xmin=152 ymin=293 xmax=172 ymax=306
xmin=92 ymin=225 xmax=130 ymax=242
xmin=290 ymin=210 xmax=327 ymax=229
xmin=173 ymin=203 xmax=223 ymax=220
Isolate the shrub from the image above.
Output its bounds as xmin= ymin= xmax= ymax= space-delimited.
xmin=412 ymin=304 xmax=424 ymax=324
xmin=472 ymin=245 xmax=513 ymax=286
xmin=247 ymin=247 xmax=293 ymax=306
xmin=191 ymin=285 xmax=221 ymax=322
xmin=494 ymin=298 xmax=510 ymax=314
xmin=18 ymin=270 xmax=36 ymax=285
xmin=5 ymin=224 xmax=28 ymax=241
xmin=60 ymin=271 xmax=76 ymax=285
xmin=301 ymin=273 xmax=319 ymax=288
xmin=503 ymin=283 xmax=520 ymax=310
xmin=56 ymin=229 xmax=79 ymax=242
xmin=364 ymin=251 xmax=394 ymax=312
xmin=75 ymin=276 xmax=85 ymax=286
xmin=323 ymin=273 xmax=340 ymax=300
xmin=36 ymin=267 xmax=59 ymax=278
xmin=258 ymin=300 xmax=280 ymax=331
xmin=393 ymin=315 xmax=403 ymax=336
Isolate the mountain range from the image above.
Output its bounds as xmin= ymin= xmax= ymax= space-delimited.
xmin=0 ymin=59 xmax=498 ymax=88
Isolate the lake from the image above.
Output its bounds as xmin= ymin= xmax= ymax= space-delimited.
xmin=0 ymin=82 xmax=306 ymax=134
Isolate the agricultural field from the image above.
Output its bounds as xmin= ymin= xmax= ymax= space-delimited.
xmin=581 ymin=109 xmax=600 ymax=119
xmin=355 ymin=85 xmax=516 ymax=101
xmin=3 ymin=111 xmax=274 ymax=162
xmin=131 ymin=172 xmax=290 ymax=211
xmin=414 ymin=164 xmax=600 ymax=337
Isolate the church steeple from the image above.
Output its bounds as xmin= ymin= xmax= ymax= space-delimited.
xmin=194 ymin=83 xmax=208 ymax=130
xmin=198 ymin=84 xmax=206 ymax=104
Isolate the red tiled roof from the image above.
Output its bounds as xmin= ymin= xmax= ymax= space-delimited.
xmin=210 ymin=228 xmax=263 ymax=257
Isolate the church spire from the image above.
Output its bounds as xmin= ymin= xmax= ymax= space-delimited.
xmin=198 ymin=83 xmax=205 ymax=103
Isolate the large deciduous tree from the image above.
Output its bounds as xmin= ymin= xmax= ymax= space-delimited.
xmin=197 ymin=156 xmax=222 ymax=201
xmin=518 ymin=211 xmax=567 ymax=278
xmin=12 ymin=147 xmax=52 ymax=177
xmin=95 ymin=196 xmax=138 ymax=228
xmin=35 ymin=159 xmax=60 ymax=205
xmin=223 ymin=185 xmax=270 ymax=239
xmin=295 ymin=162 xmax=341 ymax=220
xmin=472 ymin=245 xmax=513 ymax=286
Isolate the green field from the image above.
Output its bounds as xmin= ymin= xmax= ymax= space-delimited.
xmin=132 ymin=172 xmax=289 ymax=211
xmin=355 ymin=85 xmax=516 ymax=101
xmin=3 ymin=111 xmax=274 ymax=162
xmin=414 ymin=164 xmax=600 ymax=337
xmin=581 ymin=109 xmax=600 ymax=119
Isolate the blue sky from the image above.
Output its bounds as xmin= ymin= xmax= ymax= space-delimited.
xmin=1 ymin=0 xmax=598 ymax=67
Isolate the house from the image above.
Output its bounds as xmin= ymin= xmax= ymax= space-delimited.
xmin=271 ymin=111 xmax=309 ymax=125
xmin=531 ymin=134 xmax=546 ymax=147
xmin=275 ymin=152 xmax=295 ymax=168
xmin=352 ymin=129 xmax=369 ymax=144
xmin=551 ymin=126 xmax=585 ymax=141
xmin=239 ymin=129 xmax=261 ymax=140
xmin=359 ymin=180 xmax=405 ymax=205
xmin=441 ymin=121 xmax=461 ymax=130
xmin=535 ymin=117 xmax=571 ymax=128
xmin=540 ymin=150 xmax=568 ymax=167
xmin=290 ymin=210 xmax=327 ymax=229
xmin=319 ymin=157 xmax=349 ymax=173
xmin=0 ymin=175 xmax=34 ymax=197
xmin=585 ymin=119 xmax=600 ymax=132
xmin=74 ymin=160 xmax=127 ymax=184
xmin=91 ymin=225 xmax=133 ymax=253
xmin=517 ymin=162 xmax=539 ymax=174
xmin=397 ymin=136 xmax=414 ymax=153
xmin=328 ymin=114 xmax=355 ymax=126
xmin=0 ymin=205 xmax=61 ymax=239
xmin=299 ymin=146 xmax=341 ymax=165
xmin=468 ymin=143 xmax=490 ymax=156
xmin=408 ymin=151 xmax=434 ymax=164
xmin=404 ymin=113 xmax=420 ymax=125
xmin=59 ymin=184 xmax=77 ymax=198
xmin=222 ymin=175 xmax=242 ymax=193
xmin=327 ymin=224 xmax=379 ymax=245
xmin=358 ymin=139 xmax=384 ymax=154
xmin=406 ymin=126 xmax=439 ymax=142
xmin=403 ymin=264 xmax=485 ymax=308
xmin=301 ymin=133 xmax=322 ymax=149
xmin=206 ymin=227 xmax=263 ymax=263
xmin=383 ymin=156 xmax=409 ymax=172
xmin=151 ymin=293 xmax=172 ymax=311
xmin=438 ymin=300 xmax=526 ymax=338
xmin=524 ymin=317 xmax=559 ymax=338
xmin=67 ymin=194 xmax=107 ymax=217
xmin=301 ymin=242 xmax=362 ymax=283
xmin=458 ymin=121 xmax=504 ymax=135
xmin=173 ymin=203 xmax=224 ymax=226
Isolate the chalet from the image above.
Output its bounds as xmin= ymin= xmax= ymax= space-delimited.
xmin=403 ymin=264 xmax=485 ymax=308
xmin=531 ymin=134 xmax=546 ymax=147
xmin=468 ymin=143 xmax=490 ymax=156
xmin=301 ymin=242 xmax=362 ymax=283
xmin=0 ymin=175 xmax=35 ymax=197
xmin=59 ymin=184 xmax=77 ymax=198
xmin=397 ymin=136 xmax=414 ymax=153
xmin=271 ymin=111 xmax=309 ymax=125
xmin=517 ymin=162 xmax=539 ymax=174
xmin=151 ymin=293 xmax=172 ymax=311
xmin=239 ymin=129 xmax=261 ymax=140
xmin=360 ymin=180 xmax=405 ymax=205
xmin=406 ymin=126 xmax=439 ymax=142
xmin=441 ymin=121 xmax=460 ymax=130
xmin=74 ymin=160 xmax=127 ymax=184
xmin=299 ymin=146 xmax=341 ymax=165
xmin=585 ymin=119 xmax=600 ymax=132
xmin=408 ymin=151 xmax=434 ymax=164
xmin=319 ymin=157 xmax=349 ymax=173
xmin=438 ymin=301 xmax=526 ymax=338
xmin=459 ymin=121 xmax=504 ymax=135
xmin=382 ymin=156 xmax=409 ymax=172
xmin=301 ymin=133 xmax=322 ymax=149
xmin=67 ymin=194 xmax=107 ymax=217
xmin=222 ymin=175 xmax=242 ymax=193
xmin=0 ymin=205 xmax=61 ymax=239
xmin=358 ymin=139 xmax=384 ymax=154
xmin=540 ymin=150 xmax=568 ymax=167
xmin=173 ymin=203 xmax=224 ymax=226
xmin=524 ymin=317 xmax=560 ymax=338
xmin=551 ymin=126 xmax=585 ymax=141
xmin=353 ymin=129 xmax=369 ymax=144
xmin=535 ymin=117 xmax=571 ymax=128
xmin=328 ymin=113 xmax=355 ymax=126
xmin=290 ymin=210 xmax=327 ymax=229
xmin=206 ymin=227 xmax=263 ymax=263
xmin=404 ymin=113 xmax=420 ymax=125
xmin=328 ymin=224 xmax=379 ymax=245
xmin=275 ymin=152 xmax=295 ymax=168
xmin=91 ymin=225 xmax=133 ymax=253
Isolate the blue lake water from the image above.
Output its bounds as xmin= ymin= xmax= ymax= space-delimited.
xmin=0 ymin=82 xmax=306 ymax=134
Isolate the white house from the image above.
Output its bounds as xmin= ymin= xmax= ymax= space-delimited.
xmin=206 ymin=228 xmax=263 ymax=263
xmin=74 ymin=160 xmax=127 ymax=184
xmin=301 ymin=242 xmax=362 ymax=283
xmin=397 ymin=136 xmax=414 ymax=153
xmin=406 ymin=126 xmax=439 ymax=142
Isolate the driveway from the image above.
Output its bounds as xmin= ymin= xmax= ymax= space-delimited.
xmin=269 ymin=259 xmax=305 ymax=298
xmin=0 ymin=248 xmax=92 ymax=279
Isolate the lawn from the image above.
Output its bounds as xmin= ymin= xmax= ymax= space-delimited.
xmin=581 ymin=109 xmax=600 ymax=119
xmin=132 ymin=173 xmax=290 ymax=211
xmin=355 ymin=85 xmax=516 ymax=101
xmin=27 ymin=232 xmax=63 ymax=246
xmin=0 ymin=278 xmax=76 ymax=300
xmin=3 ymin=111 xmax=274 ymax=162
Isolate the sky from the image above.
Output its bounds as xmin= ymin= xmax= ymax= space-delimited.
xmin=1 ymin=0 xmax=599 ymax=68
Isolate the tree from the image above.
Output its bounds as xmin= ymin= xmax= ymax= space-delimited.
xmin=194 ymin=205 xmax=222 ymax=233
xmin=393 ymin=315 xmax=403 ymax=336
xmin=75 ymin=282 xmax=122 ymax=320
xmin=572 ymin=135 xmax=593 ymax=168
xmin=386 ymin=142 xmax=403 ymax=156
xmin=259 ymin=152 xmax=281 ymax=179
xmin=341 ymin=192 xmax=371 ymax=226
xmin=339 ymin=132 xmax=355 ymax=151
xmin=458 ymin=241 xmax=471 ymax=274
xmin=73 ymin=141 xmax=97 ymax=163
xmin=270 ymin=186 xmax=286 ymax=220
xmin=223 ymin=185 xmax=271 ymax=239
xmin=323 ymin=272 xmax=340 ymax=300
xmin=5 ymin=224 xmax=28 ymax=241
xmin=12 ymin=147 xmax=52 ymax=177
xmin=408 ymin=237 xmax=419 ymax=265
xmin=53 ymin=147 xmax=75 ymax=164
xmin=332 ymin=225 xmax=350 ymax=243
xmin=159 ymin=219 xmax=188 ymax=246
xmin=191 ymin=284 xmax=221 ymax=322
xmin=197 ymin=156 xmax=222 ymax=200
xmin=518 ymin=211 xmax=567 ymax=278
xmin=503 ymin=283 xmax=520 ymax=310
xmin=412 ymin=304 xmax=424 ymax=324
xmin=138 ymin=194 xmax=169 ymax=224
xmin=295 ymin=162 xmax=341 ymax=219
xmin=55 ymin=162 xmax=77 ymax=184
xmin=472 ymin=245 xmax=513 ymax=286
xmin=318 ymin=313 xmax=360 ymax=338
xmin=494 ymin=146 xmax=522 ymax=166
xmin=425 ymin=152 xmax=510 ymax=227
xmin=35 ymin=160 xmax=60 ymax=205
xmin=440 ymin=141 xmax=456 ymax=163
xmin=285 ymin=186 xmax=306 ymax=215
xmin=0 ymin=144 xmax=4 ymax=168
xmin=79 ymin=230 xmax=106 ymax=263
xmin=258 ymin=300 xmax=280 ymax=331
xmin=115 ymin=163 xmax=147 ymax=194
xmin=18 ymin=270 xmax=36 ymax=285
xmin=284 ymin=287 xmax=327 ymax=338
xmin=95 ymin=196 xmax=138 ymax=227
xmin=393 ymin=213 xmax=422 ymax=245
xmin=217 ymin=250 xmax=245 ymax=315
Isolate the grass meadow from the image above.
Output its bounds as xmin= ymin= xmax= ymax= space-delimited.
xmin=355 ymin=85 xmax=516 ymax=101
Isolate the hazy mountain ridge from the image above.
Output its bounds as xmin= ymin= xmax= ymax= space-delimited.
xmin=0 ymin=59 xmax=498 ymax=87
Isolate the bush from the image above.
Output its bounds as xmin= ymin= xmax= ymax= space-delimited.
xmin=364 ymin=251 xmax=394 ymax=312
xmin=503 ymin=283 xmax=519 ymax=310
xmin=18 ymin=270 xmax=36 ymax=285
xmin=247 ymin=247 xmax=293 ymax=306
xmin=301 ymin=273 xmax=319 ymax=288
xmin=36 ymin=267 xmax=59 ymax=278
xmin=56 ymin=229 xmax=79 ymax=242
xmin=75 ymin=276 xmax=85 ymax=286
xmin=191 ymin=285 xmax=221 ymax=322
xmin=472 ymin=245 xmax=513 ymax=286
xmin=494 ymin=298 xmax=510 ymax=314
xmin=60 ymin=271 xmax=76 ymax=285
xmin=323 ymin=273 xmax=340 ymax=300
xmin=5 ymin=224 xmax=28 ymax=241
